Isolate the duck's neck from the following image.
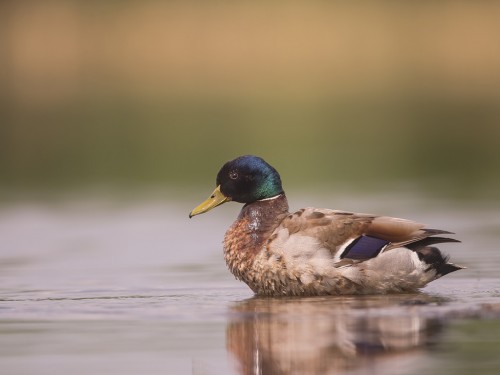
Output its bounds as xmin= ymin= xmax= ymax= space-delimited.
xmin=223 ymin=194 xmax=289 ymax=283
xmin=239 ymin=193 xmax=289 ymax=247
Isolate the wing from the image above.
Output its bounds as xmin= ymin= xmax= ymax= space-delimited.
xmin=273 ymin=207 xmax=457 ymax=264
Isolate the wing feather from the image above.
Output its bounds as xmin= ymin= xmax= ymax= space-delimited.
xmin=275 ymin=208 xmax=455 ymax=261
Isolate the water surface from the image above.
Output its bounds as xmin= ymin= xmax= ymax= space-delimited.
xmin=1 ymin=194 xmax=499 ymax=374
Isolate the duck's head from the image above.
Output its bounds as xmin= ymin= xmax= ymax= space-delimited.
xmin=189 ymin=155 xmax=284 ymax=218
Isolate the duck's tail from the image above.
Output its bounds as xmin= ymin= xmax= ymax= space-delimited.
xmin=406 ymin=235 xmax=465 ymax=276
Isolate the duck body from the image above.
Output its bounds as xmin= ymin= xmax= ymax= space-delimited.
xmin=190 ymin=156 xmax=462 ymax=296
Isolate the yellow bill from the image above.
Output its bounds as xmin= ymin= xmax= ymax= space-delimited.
xmin=189 ymin=185 xmax=230 ymax=218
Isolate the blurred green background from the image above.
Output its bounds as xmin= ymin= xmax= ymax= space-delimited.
xmin=1 ymin=1 xmax=499 ymax=199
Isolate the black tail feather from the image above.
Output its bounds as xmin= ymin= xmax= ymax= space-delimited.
xmin=416 ymin=246 xmax=464 ymax=276
xmin=406 ymin=236 xmax=461 ymax=251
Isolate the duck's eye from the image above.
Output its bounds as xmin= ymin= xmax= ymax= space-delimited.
xmin=229 ymin=171 xmax=239 ymax=180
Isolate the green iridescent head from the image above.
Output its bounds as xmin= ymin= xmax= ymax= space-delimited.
xmin=189 ymin=155 xmax=284 ymax=217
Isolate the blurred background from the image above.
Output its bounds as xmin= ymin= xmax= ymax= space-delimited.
xmin=1 ymin=1 xmax=499 ymax=200
xmin=2 ymin=3 xmax=500 ymax=375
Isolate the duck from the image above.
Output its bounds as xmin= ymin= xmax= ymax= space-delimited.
xmin=189 ymin=155 xmax=463 ymax=296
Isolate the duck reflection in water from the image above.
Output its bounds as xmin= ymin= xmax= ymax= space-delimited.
xmin=226 ymin=295 xmax=445 ymax=375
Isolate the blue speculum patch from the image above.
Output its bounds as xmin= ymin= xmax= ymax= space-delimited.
xmin=341 ymin=236 xmax=390 ymax=260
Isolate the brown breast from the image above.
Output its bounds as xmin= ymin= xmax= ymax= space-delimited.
xmin=223 ymin=194 xmax=289 ymax=287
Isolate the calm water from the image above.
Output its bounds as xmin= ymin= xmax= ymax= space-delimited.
xmin=1 ymin=193 xmax=500 ymax=375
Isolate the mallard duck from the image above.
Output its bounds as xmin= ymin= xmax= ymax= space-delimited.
xmin=189 ymin=155 xmax=463 ymax=296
